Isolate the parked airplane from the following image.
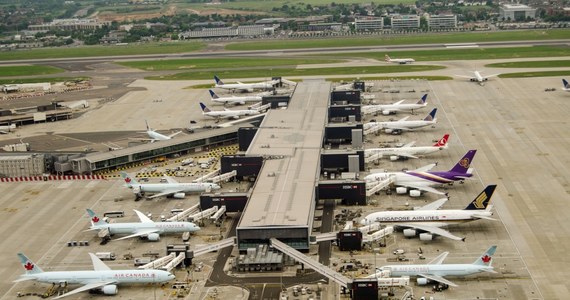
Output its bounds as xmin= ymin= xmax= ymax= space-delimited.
xmin=362 ymin=94 xmax=428 ymax=115
xmin=142 ymin=120 xmax=181 ymax=142
xmin=214 ymin=75 xmax=276 ymax=92
xmin=364 ymin=149 xmax=477 ymax=196
xmin=120 ymin=172 xmax=220 ymax=199
xmin=0 ymin=123 xmax=16 ymax=134
xmin=366 ymin=246 xmax=497 ymax=287
xmin=360 ymin=185 xmax=496 ymax=241
xmin=456 ymin=71 xmax=500 ymax=85
xmin=365 ymin=134 xmax=449 ymax=161
xmin=562 ymin=79 xmax=570 ymax=92
xmin=209 ymin=89 xmax=263 ymax=105
xmin=14 ymin=252 xmax=175 ymax=299
xmin=199 ymin=102 xmax=260 ymax=121
xmin=364 ymin=108 xmax=437 ymax=135
xmin=86 ymin=208 xmax=200 ymax=241
xmin=385 ymin=54 xmax=415 ymax=64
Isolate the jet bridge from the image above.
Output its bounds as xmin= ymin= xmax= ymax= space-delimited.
xmin=363 ymin=124 xmax=383 ymax=136
xmin=161 ymin=252 xmax=185 ymax=272
xmin=270 ymin=238 xmax=352 ymax=289
xmin=209 ymin=170 xmax=237 ymax=184
xmin=166 ymin=203 xmax=200 ymax=222
xmin=189 ymin=237 xmax=236 ymax=258
xmin=188 ymin=206 xmax=218 ymax=222
xmin=364 ymin=153 xmax=382 ymax=164
xmin=137 ymin=253 xmax=175 ymax=270
xmin=193 ymin=170 xmax=220 ymax=183
xmin=366 ymin=176 xmax=394 ymax=196
xmin=210 ymin=205 xmax=226 ymax=221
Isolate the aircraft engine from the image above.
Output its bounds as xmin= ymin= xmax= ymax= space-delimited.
xmin=395 ymin=187 xmax=408 ymax=194
xmin=384 ymin=128 xmax=393 ymax=134
xmin=147 ymin=233 xmax=160 ymax=241
xmin=232 ymin=116 xmax=240 ymax=119
xmin=470 ymin=78 xmax=477 ymax=82
xmin=132 ymin=186 xmax=141 ymax=194
xmin=389 ymin=155 xmax=399 ymax=161
xmin=173 ymin=193 xmax=185 ymax=199
xmin=239 ymin=101 xmax=245 ymax=105
xmin=382 ymin=110 xmax=391 ymax=115
xmin=409 ymin=190 xmax=422 ymax=197
xmin=419 ymin=233 xmax=433 ymax=241
xmin=101 ymin=285 xmax=118 ymax=295
xmin=403 ymin=229 xmax=417 ymax=237
xmin=416 ymin=278 xmax=429 ymax=286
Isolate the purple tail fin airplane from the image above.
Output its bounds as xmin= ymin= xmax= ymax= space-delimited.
xmin=364 ymin=150 xmax=476 ymax=197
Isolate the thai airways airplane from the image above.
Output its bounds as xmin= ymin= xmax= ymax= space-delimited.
xmin=385 ymin=54 xmax=415 ymax=64
xmin=364 ymin=108 xmax=437 ymax=135
xmin=121 ymin=172 xmax=220 ymax=199
xmin=365 ymin=134 xmax=449 ymax=161
xmin=360 ymin=185 xmax=496 ymax=241
xmin=364 ymin=149 xmax=477 ymax=196
xmin=214 ymin=75 xmax=276 ymax=92
xmin=209 ymin=89 xmax=263 ymax=105
xmin=456 ymin=71 xmax=500 ymax=85
xmin=0 ymin=123 xmax=16 ymax=134
xmin=199 ymin=102 xmax=260 ymax=121
xmin=366 ymin=246 xmax=497 ymax=287
xmin=14 ymin=252 xmax=175 ymax=299
xmin=86 ymin=208 xmax=200 ymax=241
xmin=562 ymin=79 xmax=570 ymax=92
xmin=362 ymin=94 xmax=428 ymax=115
xmin=142 ymin=120 xmax=181 ymax=142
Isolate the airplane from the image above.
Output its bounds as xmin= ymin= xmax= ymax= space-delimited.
xmin=366 ymin=245 xmax=497 ymax=287
xmin=121 ymin=172 xmax=220 ymax=199
xmin=364 ymin=149 xmax=477 ymax=196
xmin=14 ymin=252 xmax=175 ymax=299
xmin=199 ymin=102 xmax=260 ymax=121
xmin=86 ymin=208 xmax=200 ymax=241
xmin=141 ymin=120 xmax=182 ymax=142
xmin=0 ymin=123 xmax=16 ymax=134
xmin=363 ymin=108 xmax=437 ymax=135
xmin=385 ymin=54 xmax=415 ymax=64
xmin=562 ymin=79 xmax=570 ymax=92
xmin=365 ymin=134 xmax=449 ymax=161
xmin=362 ymin=94 xmax=428 ymax=115
xmin=209 ymin=89 xmax=263 ymax=105
xmin=214 ymin=75 xmax=277 ymax=92
xmin=456 ymin=71 xmax=500 ymax=85
xmin=360 ymin=185 xmax=497 ymax=241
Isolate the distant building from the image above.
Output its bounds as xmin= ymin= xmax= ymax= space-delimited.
xmin=427 ymin=14 xmax=457 ymax=29
xmin=391 ymin=15 xmax=420 ymax=30
xmin=179 ymin=25 xmax=273 ymax=39
xmin=499 ymin=4 xmax=536 ymax=21
xmin=28 ymin=18 xmax=108 ymax=32
xmin=298 ymin=23 xmax=343 ymax=31
xmin=354 ymin=17 xmax=384 ymax=31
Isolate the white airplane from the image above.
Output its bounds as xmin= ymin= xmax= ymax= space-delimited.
xmin=121 ymin=172 xmax=220 ymax=199
xmin=385 ymin=54 xmax=415 ymax=64
xmin=86 ymin=208 xmax=200 ymax=241
xmin=14 ymin=252 xmax=175 ymax=299
xmin=209 ymin=89 xmax=263 ymax=105
xmin=360 ymin=185 xmax=497 ymax=241
xmin=562 ymin=79 xmax=570 ymax=92
xmin=200 ymin=102 xmax=260 ymax=121
xmin=0 ymin=123 xmax=16 ymax=134
xmin=362 ymin=94 xmax=428 ymax=115
xmin=456 ymin=71 xmax=500 ymax=85
xmin=364 ymin=149 xmax=477 ymax=196
xmin=214 ymin=75 xmax=276 ymax=92
xmin=141 ymin=120 xmax=182 ymax=142
xmin=364 ymin=108 xmax=437 ymax=135
xmin=366 ymin=245 xmax=497 ymax=287
xmin=365 ymin=134 xmax=449 ymax=161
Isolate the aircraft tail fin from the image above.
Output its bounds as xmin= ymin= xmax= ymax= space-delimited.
xmin=200 ymin=102 xmax=211 ymax=113
xmin=120 ymin=171 xmax=138 ymax=187
xmin=473 ymin=245 xmax=497 ymax=266
xmin=563 ymin=79 xmax=569 ymax=89
xmin=433 ymin=134 xmax=449 ymax=148
xmin=464 ymin=185 xmax=497 ymax=210
xmin=424 ymin=108 xmax=437 ymax=121
xmin=17 ymin=253 xmax=43 ymax=275
xmin=145 ymin=120 xmax=151 ymax=131
xmin=86 ymin=208 xmax=107 ymax=227
xmin=214 ymin=75 xmax=224 ymax=86
xmin=209 ymin=89 xmax=219 ymax=99
xmin=384 ymin=54 xmax=391 ymax=62
xmin=449 ymin=150 xmax=476 ymax=174
xmin=417 ymin=94 xmax=428 ymax=105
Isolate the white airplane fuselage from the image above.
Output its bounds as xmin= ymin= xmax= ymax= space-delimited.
xmin=212 ymin=95 xmax=262 ymax=105
xmin=365 ymin=171 xmax=451 ymax=186
xmin=362 ymin=103 xmax=426 ymax=115
xmin=362 ymin=209 xmax=492 ymax=225
xmin=134 ymin=182 xmax=220 ymax=194
xmin=216 ymin=82 xmax=274 ymax=91
xmin=365 ymin=145 xmax=445 ymax=159
xmin=203 ymin=109 xmax=259 ymax=119
xmin=364 ymin=120 xmax=436 ymax=131
xmin=20 ymin=269 xmax=174 ymax=285
xmin=382 ymin=264 xmax=494 ymax=277
xmin=92 ymin=221 xmax=199 ymax=235
xmin=147 ymin=130 xmax=171 ymax=141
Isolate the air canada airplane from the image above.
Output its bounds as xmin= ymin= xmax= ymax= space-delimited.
xmin=214 ymin=75 xmax=276 ymax=92
xmin=365 ymin=149 xmax=477 ymax=196
xmin=14 ymin=252 xmax=175 ymax=299
xmin=362 ymin=94 xmax=428 ymax=115
xmin=86 ymin=208 xmax=200 ymax=241
xmin=456 ymin=71 xmax=500 ymax=85
xmin=209 ymin=89 xmax=263 ymax=105
xmin=121 ymin=172 xmax=220 ymax=199
xmin=365 ymin=134 xmax=449 ymax=161
xmin=366 ymin=246 xmax=498 ymax=287
xmin=385 ymin=54 xmax=415 ymax=64
xmin=142 ymin=120 xmax=181 ymax=142
xmin=364 ymin=108 xmax=437 ymax=135
xmin=0 ymin=123 xmax=16 ymax=134
xmin=360 ymin=185 xmax=497 ymax=241
xmin=199 ymin=102 xmax=260 ymax=121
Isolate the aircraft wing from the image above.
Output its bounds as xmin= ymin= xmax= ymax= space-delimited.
xmin=471 ymin=214 xmax=497 ymax=221
xmin=396 ymin=153 xmax=419 ymax=159
xmin=402 ymin=141 xmax=416 ymax=147
xmin=147 ymin=189 xmax=185 ymax=199
xmin=397 ymin=116 xmax=410 ymax=122
xmin=485 ymin=74 xmax=500 ymax=78
xmin=399 ymin=223 xmax=464 ymax=241
xmin=163 ymin=175 xmax=179 ymax=184
xmin=397 ymin=182 xmax=446 ymax=195
xmin=113 ymin=228 xmax=160 ymax=241
xmin=418 ymin=198 xmax=448 ymax=210
xmin=393 ymin=100 xmax=405 ymax=105
xmin=168 ymin=131 xmax=182 ymax=138
xmin=52 ymin=281 xmax=117 ymax=299
xmin=427 ymin=251 xmax=449 ymax=265
xmin=0 ymin=130 xmax=8 ymax=134
xmin=455 ymin=75 xmax=474 ymax=79
xmin=412 ymin=163 xmax=437 ymax=172
xmin=417 ymin=273 xmax=458 ymax=287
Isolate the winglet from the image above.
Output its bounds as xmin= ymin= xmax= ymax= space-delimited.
xmin=473 ymin=245 xmax=497 ymax=266
xmin=199 ymin=102 xmax=211 ymax=113
xmin=449 ymin=150 xmax=476 ymax=174
xmin=209 ymin=89 xmax=218 ymax=99
xmin=433 ymin=134 xmax=449 ymax=147
xmin=214 ymin=75 xmax=223 ymax=85
xmin=424 ymin=108 xmax=437 ymax=121
xmin=17 ymin=253 xmax=43 ymax=274
xmin=464 ymin=185 xmax=497 ymax=210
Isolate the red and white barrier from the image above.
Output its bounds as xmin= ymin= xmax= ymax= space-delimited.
xmin=0 ymin=175 xmax=107 ymax=182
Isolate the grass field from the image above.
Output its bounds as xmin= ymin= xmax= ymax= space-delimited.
xmin=499 ymin=70 xmax=570 ymax=78
xmin=487 ymin=60 xmax=570 ymax=68
xmin=225 ymin=29 xmax=570 ymax=51
xmin=147 ymin=65 xmax=445 ymax=80
xmin=0 ymin=65 xmax=64 ymax=77
xmin=0 ymin=77 xmax=89 ymax=85
xmin=118 ymin=57 xmax=344 ymax=71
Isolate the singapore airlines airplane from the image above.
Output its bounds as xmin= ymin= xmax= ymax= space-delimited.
xmin=366 ymin=246 xmax=498 ymax=287
xmin=456 ymin=71 xmax=500 ymax=85
xmin=209 ymin=89 xmax=263 ymax=105
xmin=199 ymin=102 xmax=260 ymax=121
xmin=121 ymin=172 xmax=220 ymax=199
xmin=360 ymin=185 xmax=497 ymax=241
xmin=86 ymin=208 xmax=200 ymax=241
xmin=365 ymin=134 xmax=449 ymax=161
xmin=384 ymin=54 xmax=415 ymax=64
xmin=214 ymin=75 xmax=276 ymax=92
xmin=141 ymin=120 xmax=181 ymax=142
xmin=364 ymin=108 xmax=437 ymax=135
xmin=362 ymin=94 xmax=428 ymax=115
xmin=0 ymin=123 xmax=16 ymax=134
xmin=14 ymin=252 xmax=175 ymax=299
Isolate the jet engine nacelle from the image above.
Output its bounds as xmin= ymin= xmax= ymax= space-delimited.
xmin=416 ymin=278 xmax=429 ymax=286
xmin=173 ymin=192 xmax=185 ymax=199
xmin=469 ymin=78 xmax=477 ymax=82
xmin=389 ymin=155 xmax=399 ymax=161
xmin=382 ymin=110 xmax=392 ymax=115
xmin=409 ymin=190 xmax=422 ymax=197
xmin=101 ymin=285 xmax=118 ymax=295
xmin=419 ymin=233 xmax=433 ymax=241
xmin=403 ymin=229 xmax=417 ymax=237
xmin=147 ymin=233 xmax=160 ymax=241
xmin=396 ymin=187 xmax=408 ymax=194
xmin=132 ymin=186 xmax=141 ymax=194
